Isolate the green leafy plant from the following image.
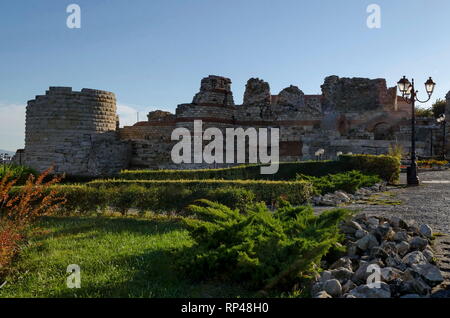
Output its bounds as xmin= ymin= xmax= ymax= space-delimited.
xmin=18 ymin=183 xmax=263 ymax=216
xmin=415 ymin=106 xmax=434 ymax=118
xmin=337 ymin=154 xmax=400 ymax=184
xmin=201 ymin=187 xmax=256 ymax=211
xmin=388 ymin=144 xmax=406 ymax=159
xmin=0 ymin=168 xmax=65 ymax=276
xmin=119 ymin=155 xmax=400 ymax=183
xmin=0 ymin=164 xmax=37 ymax=185
xmin=432 ymin=99 xmax=446 ymax=119
xmin=417 ymin=159 xmax=449 ymax=167
xmin=177 ymin=200 xmax=352 ymax=292
xmin=87 ymin=179 xmax=313 ymax=208
xmin=296 ymin=170 xmax=381 ymax=195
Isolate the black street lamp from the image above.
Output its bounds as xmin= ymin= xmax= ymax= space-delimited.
xmin=397 ymin=76 xmax=436 ymax=186
xmin=429 ymin=127 xmax=434 ymax=157
xmin=437 ymin=114 xmax=446 ymax=160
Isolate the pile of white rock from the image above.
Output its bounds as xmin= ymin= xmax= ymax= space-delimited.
xmin=312 ymin=214 xmax=444 ymax=298
xmin=312 ymin=182 xmax=387 ymax=206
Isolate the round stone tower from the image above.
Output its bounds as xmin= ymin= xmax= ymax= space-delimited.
xmin=24 ymin=87 xmax=130 ymax=176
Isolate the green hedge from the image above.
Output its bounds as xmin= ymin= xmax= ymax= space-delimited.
xmin=296 ymin=170 xmax=382 ymax=195
xmin=88 ymin=179 xmax=313 ymax=206
xmin=0 ymin=164 xmax=37 ymax=185
xmin=119 ymin=162 xmax=343 ymax=181
xmin=11 ymin=179 xmax=312 ymax=215
xmin=118 ymin=155 xmax=400 ymax=183
xmin=337 ymin=155 xmax=400 ymax=184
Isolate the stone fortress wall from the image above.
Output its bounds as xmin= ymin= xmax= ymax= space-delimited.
xmin=119 ymin=75 xmax=448 ymax=170
xmin=15 ymin=75 xmax=450 ymax=175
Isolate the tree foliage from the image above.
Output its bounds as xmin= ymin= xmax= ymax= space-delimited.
xmin=432 ymin=99 xmax=446 ymax=119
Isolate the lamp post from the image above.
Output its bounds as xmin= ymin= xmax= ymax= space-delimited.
xmin=437 ymin=114 xmax=446 ymax=160
xmin=397 ymin=76 xmax=436 ymax=186
xmin=430 ymin=127 xmax=434 ymax=157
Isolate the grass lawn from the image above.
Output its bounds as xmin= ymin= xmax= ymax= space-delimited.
xmin=0 ymin=216 xmax=253 ymax=298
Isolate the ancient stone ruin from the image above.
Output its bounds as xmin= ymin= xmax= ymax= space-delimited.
xmin=14 ymin=75 xmax=450 ymax=176
xmin=21 ymin=87 xmax=130 ymax=176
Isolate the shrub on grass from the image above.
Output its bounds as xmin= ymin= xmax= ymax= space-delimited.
xmin=337 ymin=154 xmax=400 ymax=184
xmin=119 ymin=154 xmax=400 ymax=183
xmin=119 ymin=162 xmax=345 ymax=181
xmin=88 ymin=179 xmax=313 ymax=207
xmin=38 ymin=182 xmax=277 ymax=215
xmin=51 ymin=185 xmax=109 ymax=216
xmin=417 ymin=159 xmax=449 ymax=167
xmin=296 ymin=170 xmax=381 ymax=195
xmin=0 ymin=222 xmax=22 ymax=272
xmin=0 ymin=168 xmax=65 ymax=277
xmin=24 ymin=179 xmax=301 ymax=216
xmin=201 ymin=187 xmax=256 ymax=211
xmin=178 ymin=200 xmax=352 ymax=291
xmin=109 ymin=185 xmax=146 ymax=215
xmin=0 ymin=164 xmax=37 ymax=185
xmin=388 ymin=144 xmax=406 ymax=159
xmin=1 ymin=168 xmax=65 ymax=226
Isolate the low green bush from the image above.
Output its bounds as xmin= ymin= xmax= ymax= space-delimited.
xmin=337 ymin=154 xmax=400 ymax=184
xmin=296 ymin=170 xmax=381 ymax=195
xmin=417 ymin=159 xmax=449 ymax=167
xmin=87 ymin=179 xmax=313 ymax=207
xmin=119 ymin=154 xmax=400 ymax=183
xmin=119 ymin=162 xmax=344 ymax=181
xmin=177 ymin=200 xmax=352 ymax=291
xmin=0 ymin=164 xmax=37 ymax=185
xmin=43 ymin=185 xmax=110 ymax=216
xmin=21 ymin=180 xmax=307 ymax=215
xmin=202 ymin=186 xmax=256 ymax=211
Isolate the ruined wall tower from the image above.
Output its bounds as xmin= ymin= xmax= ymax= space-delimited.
xmin=24 ymin=87 xmax=130 ymax=176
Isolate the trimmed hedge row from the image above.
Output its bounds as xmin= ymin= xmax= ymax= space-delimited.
xmin=119 ymin=162 xmax=342 ymax=181
xmin=118 ymin=155 xmax=400 ymax=183
xmin=9 ymin=179 xmax=313 ymax=215
xmin=337 ymin=155 xmax=400 ymax=184
xmin=88 ymin=179 xmax=313 ymax=206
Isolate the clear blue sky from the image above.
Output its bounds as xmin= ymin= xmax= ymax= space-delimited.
xmin=1 ymin=0 xmax=450 ymax=151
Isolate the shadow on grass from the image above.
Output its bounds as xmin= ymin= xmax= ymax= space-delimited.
xmin=53 ymin=249 xmax=253 ymax=298
xmin=24 ymin=216 xmax=253 ymax=298
xmin=36 ymin=216 xmax=186 ymax=239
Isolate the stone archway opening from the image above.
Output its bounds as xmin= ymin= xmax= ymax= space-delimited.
xmin=372 ymin=122 xmax=394 ymax=140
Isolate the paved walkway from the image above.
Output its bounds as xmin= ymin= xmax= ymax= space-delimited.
xmin=346 ymin=170 xmax=450 ymax=235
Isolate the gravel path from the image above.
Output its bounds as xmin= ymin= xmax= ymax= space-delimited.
xmin=344 ymin=170 xmax=450 ymax=235
xmin=340 ymin=170 xmax=450 ymax=297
